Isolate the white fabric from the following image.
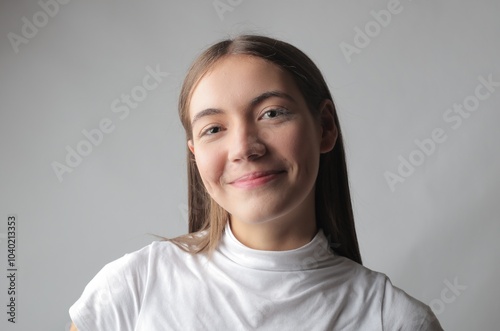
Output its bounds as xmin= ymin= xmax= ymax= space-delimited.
xmin=69 ymin=223 xmax=442 ymax=330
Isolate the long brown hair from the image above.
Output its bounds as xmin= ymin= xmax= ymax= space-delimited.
xmin=172 ymin=34 xmax=362 ymax=264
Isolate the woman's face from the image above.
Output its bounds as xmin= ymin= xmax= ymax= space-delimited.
xmin=188 ymin=54 xmax=336 ymax=227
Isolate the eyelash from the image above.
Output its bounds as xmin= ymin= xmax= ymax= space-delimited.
xmin=261 ymin=108 xmax=289 ymax=119
xmin=199 ymin=108 xmax=290 ymax=137
xmin=201 ymin=126 xmax=222 ymax=137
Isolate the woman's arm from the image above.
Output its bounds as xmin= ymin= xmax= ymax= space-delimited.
xmin=69 ymin=322 xmax=78 ymax=331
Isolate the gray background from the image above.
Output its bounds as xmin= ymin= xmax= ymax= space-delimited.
xmin=1 ymin=0 xmax=499 ymax=330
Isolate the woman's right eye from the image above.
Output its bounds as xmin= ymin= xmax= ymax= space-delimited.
xmin=201 ymin=126 xmax=221 ymax=137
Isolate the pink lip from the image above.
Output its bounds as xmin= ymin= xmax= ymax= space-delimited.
xmin=230 ymin=170 xmax=286 ymax=188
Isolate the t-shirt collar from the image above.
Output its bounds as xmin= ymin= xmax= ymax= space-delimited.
xmin=217 ymin=222 xmax=335 ymax=271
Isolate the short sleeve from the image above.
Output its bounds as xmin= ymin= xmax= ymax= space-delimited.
xmin=381 ymin=277 xmax=443 ymax=331
xmin=69 ymin=244 xmax=151 ymax=331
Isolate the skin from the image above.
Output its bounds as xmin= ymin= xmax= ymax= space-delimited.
xmin=188 ymin=54 xmax=338 ymax=251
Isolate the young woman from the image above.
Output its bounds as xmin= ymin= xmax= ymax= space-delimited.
xmin=69 ymin=35 xmax=443 ymax=330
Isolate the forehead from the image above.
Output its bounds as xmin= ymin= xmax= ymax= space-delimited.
xmin=188 ymin=55 xmax=301 ymax=120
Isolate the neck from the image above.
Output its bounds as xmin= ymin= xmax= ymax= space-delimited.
xmin=228 ymin=195 xmax=318 ymax=251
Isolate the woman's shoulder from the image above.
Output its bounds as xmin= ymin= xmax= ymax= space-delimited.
xmin=335 ymin=258 xmax=442 ymax=330
xmin=78 ymin=238 xmax=195 ymax=295
xmin=101 ymin=238 xmax=193 ymax=272
xmin=69 ymin=239 xmax=195 ymax=330
xmin=328 ymin=255 xmax=389 ymax=287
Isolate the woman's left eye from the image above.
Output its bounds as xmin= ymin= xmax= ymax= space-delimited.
xmin=261 ymin=108 xmax=288 ymax=119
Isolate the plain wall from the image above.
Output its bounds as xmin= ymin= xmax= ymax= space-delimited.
xmin=0 ymin=0 xmax=499 ymax=330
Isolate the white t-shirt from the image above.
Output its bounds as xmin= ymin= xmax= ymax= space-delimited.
xmin=69 ymin=223 xmax=442 ymax=330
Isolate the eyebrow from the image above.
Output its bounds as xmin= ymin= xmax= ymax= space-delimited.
xmin=190 ymin=90 xmax=296 ymax=127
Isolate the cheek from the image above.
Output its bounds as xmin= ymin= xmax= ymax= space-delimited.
xmin=194 ymin=147 xmax=226 ymax=192
xmin=285 ymin=123 xmax=321 ymax=174
xmin=282 ymin=122 xmax=318 ymax=153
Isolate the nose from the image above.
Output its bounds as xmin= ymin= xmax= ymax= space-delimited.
xmin=228 ymin=125 xmax=266 ymax=162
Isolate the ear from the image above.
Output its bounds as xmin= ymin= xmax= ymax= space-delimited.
xmin=318 ymin=99 xmax=338 ymax=153
xmin=187 ymin=140 xmax=195 ymax=155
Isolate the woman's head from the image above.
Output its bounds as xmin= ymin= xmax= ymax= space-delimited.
xmin=177 ymin=35 xmax=362 ymax=264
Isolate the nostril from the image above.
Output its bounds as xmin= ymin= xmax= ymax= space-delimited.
xmin=246 ymin=141 xmax=266 ymax=160
xmin=229 ymin=140 xmax=266 ymax=162
xmin=247 ymin=153 xmax=260 ymax=161
xmin=228 ymin=126 xmax=268 ymax=162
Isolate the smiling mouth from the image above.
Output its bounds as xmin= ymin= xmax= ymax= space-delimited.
xmin=230 ymin=170 xmax=286 ymax=188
